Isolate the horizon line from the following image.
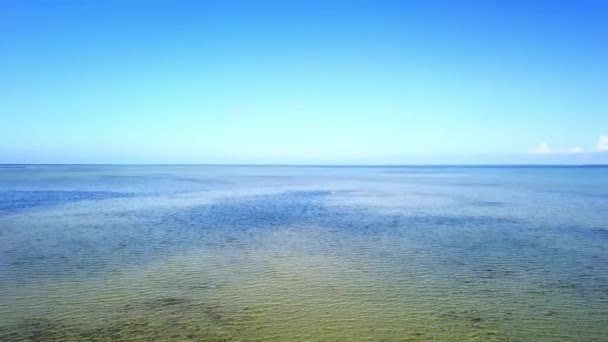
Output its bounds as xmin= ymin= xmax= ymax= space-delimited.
xmin=1 ymin=163 xmax=608 ymax=168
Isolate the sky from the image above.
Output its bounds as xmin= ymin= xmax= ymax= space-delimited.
xmin=1 ymin=0 xmax=607 ymax=164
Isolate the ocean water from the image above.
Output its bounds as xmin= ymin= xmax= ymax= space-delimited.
xmin=0 ymin=165 xmax=607 ymax=341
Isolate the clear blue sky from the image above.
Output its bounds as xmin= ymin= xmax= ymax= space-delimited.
xmin=1 ymin=0 xmax=607 ymax=164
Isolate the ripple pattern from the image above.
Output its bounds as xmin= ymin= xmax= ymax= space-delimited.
xmin=1 ymin=165 xmax=607 ymax=341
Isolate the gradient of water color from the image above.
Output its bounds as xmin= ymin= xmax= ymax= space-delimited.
xmin=1 ymin=165 xmax=607 ymax=341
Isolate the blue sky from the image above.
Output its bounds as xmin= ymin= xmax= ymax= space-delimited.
xmin=1 ymin=0 xmax=607 ymax=164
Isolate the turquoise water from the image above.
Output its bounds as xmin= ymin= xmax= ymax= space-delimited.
xmin=1 ymin=165 xmax=607 ymax=341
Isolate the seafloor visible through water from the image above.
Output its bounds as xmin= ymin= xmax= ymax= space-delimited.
xmin=1 ymin=165 xmax=607 ymax=341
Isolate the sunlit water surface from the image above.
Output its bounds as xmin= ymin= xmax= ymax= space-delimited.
xmin=1 ymin=165 xmax=607 ymax=341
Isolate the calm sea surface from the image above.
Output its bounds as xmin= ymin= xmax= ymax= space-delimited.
xmin=1 ymin=165 xmax=607 ymax=341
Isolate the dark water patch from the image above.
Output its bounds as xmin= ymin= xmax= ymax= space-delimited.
xmin=550 ymin=189 xmax=608 ymax=198
xmin=166 ymin=190 xmax=519 ymax=235
xmin=188 ymin=283 xmax=218 ymax=291
xmin=140 ymin=297 xmax=230 ymax=325
xmin=439 ymin=309 xmax=489 ymax=326
xmin=474 ymin=266 xmax=518 ymax=280
xmin=541 ymin=272 xmax=608 ymax=302
xmin=99 ymin=174 xmax=161 ymax=180
xmin=588 ymin=228 xmax=608 ymax=239
xmin=552 ymin=224 xmax=608 ymax=242
xmin=1 ymin=188 xmax=603 ymax=310
xmin=0 ymin=190 xmax=137 ymax=215
xmin=431 ymin=179 xmax=501 ymax=188
xmin=203 ymin=305 xmax=227 ymax=325
xmin=171 ymin=190 xmax=333 ymax=230
xmin=1 ymin=189 xmax=521 ymax=281
xmin=395 ymin=214 xmax=518 ymax=227
xmin=471 ymin=201 xmax=504 ymax=207
xmin=585 ymin=193 xmax=608 ymax=199
xmin=239 ymin=174 xmax=295 ymax=180
xmin=0 ymin=295 xmax=243 ymax=340
xmin=146 ymin=297 xmax=189 ymax=308
xmin=175 ymin=177 xmax=230 ymax=185
xmin=96 ymin=173 xmax=225 ymax=194
xmin=0 ymin=314 xmax=237 ymax=341
xmin=384 ymin=170 xmax=461 ymax=175
xmin=0 ymin=317 xmax=64 ymax=341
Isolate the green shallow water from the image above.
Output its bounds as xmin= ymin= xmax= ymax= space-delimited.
xmin=1 ymin=165 xmax=608 ymax=341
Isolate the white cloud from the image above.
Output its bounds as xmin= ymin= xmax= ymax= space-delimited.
xmin=526 ymin=135 xmax=608 ymax=155
xmin=596 ymin=135 xmax=608 ymax=152
xmin=526 ymin=142 xmax=552 ymax=155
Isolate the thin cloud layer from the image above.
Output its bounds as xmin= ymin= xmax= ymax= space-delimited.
xmin=526 ymin=136 xmax=608 ymax=155
xmin=596 ymin=135 xmax=608 ymax=152
xmin=526 ymin=142 xmax=552 ymax=155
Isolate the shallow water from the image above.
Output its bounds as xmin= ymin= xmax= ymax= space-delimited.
xmin=1 ymin=165 xmax=607 ymax=341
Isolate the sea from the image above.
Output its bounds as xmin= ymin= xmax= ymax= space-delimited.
xmin=1 ymin=165 xmax=607 ymax=341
